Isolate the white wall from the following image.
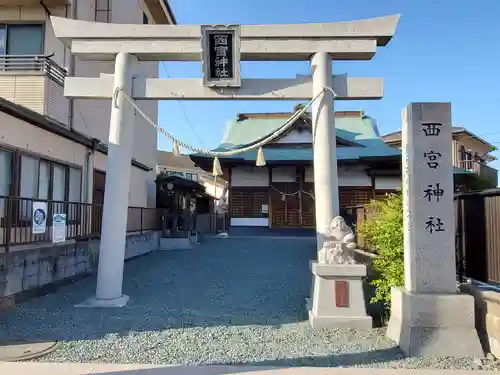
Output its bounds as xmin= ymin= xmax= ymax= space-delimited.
xmin=72 ymin=0 xmax=158 ymax=172
xmin=231 ymin=167 xmax=269 ymax=187
xmin=375 ymin=176 xmax=401 ymax=190
xmin=275 ymin=130 xmax=312 ymax=143
xmin=93 ymin=148 xmax=149 ymax=208
xmin=272 ymin=167 xmax=296 ymax=182
xmin=202 ymin=178 xmax=226 ymax=199
xmin=305 ymin=166 xmax=372 ymax=186
xmin=230 ymin=167 xmax=269 ymax=227
xmin=71 ymin=0 xmax=158 ymax=207
xmin=231 ymin=218 xmax=269 ymax=227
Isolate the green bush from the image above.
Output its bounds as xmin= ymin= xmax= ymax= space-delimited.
xmin=357 ymin=191 xmax=404 ymax=309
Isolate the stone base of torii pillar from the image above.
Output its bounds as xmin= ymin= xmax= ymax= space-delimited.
xmin=306 ymin=216 xmax=372 ymax=329
xmin=307 ymin=262 xmax=372 ymax=329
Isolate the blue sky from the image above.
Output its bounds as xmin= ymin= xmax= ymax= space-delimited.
xmin=158 ymin=0 xmax=500 ymax=170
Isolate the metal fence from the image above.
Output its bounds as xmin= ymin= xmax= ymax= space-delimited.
xmin=211 ymin=212 xmax=230 ymax=233
xmin=455 ymin=189 xmax=500 ymax=284
xmin=458 ymin=160 xmax=498 ymax=184
xmin=0 ymin=54 xmax=68 ymax=86
xmin=345 ymin=188 xmax=500 ymax=285
xmin=0 ymin=196 xmax=162 ymax=252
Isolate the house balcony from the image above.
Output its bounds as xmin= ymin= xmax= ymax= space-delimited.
xmin=458 ymin=160 xmax=498 ymax=183
xmin=0 ymin=0 xmax=68 ymax=6
xmin=0 ymin=54 xmax=69 ymax=126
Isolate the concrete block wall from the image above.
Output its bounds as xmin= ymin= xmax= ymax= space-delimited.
xmin=461 ymin=283 xmax=500 ymax=359
xmin=0 ymin=231 xmax=160 ymax=304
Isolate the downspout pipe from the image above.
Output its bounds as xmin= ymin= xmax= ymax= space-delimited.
xmin=85 ymin=138 xmax=99 ymax=203
xmin=68 ymin=0 xmax=77 ymax=129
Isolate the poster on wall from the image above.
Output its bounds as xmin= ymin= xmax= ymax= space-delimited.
xmin=32 ymin=201 xmax=47 ymax=234
xmin=52 ymin=213 xmax=67 ymax=244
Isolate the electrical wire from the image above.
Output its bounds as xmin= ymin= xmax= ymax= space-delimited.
xmin=160 ymin=62 xmax=205 ymax=147
xmin=114 ymin=86 xmax=336 ymax=157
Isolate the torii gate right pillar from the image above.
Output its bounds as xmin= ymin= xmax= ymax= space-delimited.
xmin=307 ymin=52 xmax=373 ymax=330
xmin=310 ymin=52 xmax=339 ymax=249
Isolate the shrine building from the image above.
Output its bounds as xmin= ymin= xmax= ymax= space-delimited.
xmin=190 ymin=108 xmax=397 ymax=228
xmin=190 ymin=107 xmax=487 ymax=229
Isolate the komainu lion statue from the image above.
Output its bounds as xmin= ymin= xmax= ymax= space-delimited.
xmin=318 ymin=216 xmax=357 ymax=265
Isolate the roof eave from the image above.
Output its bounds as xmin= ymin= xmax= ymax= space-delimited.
xmin=0 ymin=97 xmax=152 ymax=171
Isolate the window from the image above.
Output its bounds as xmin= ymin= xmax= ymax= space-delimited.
xmin=143 ymin=12 xmax=149 ymax=24
xmin=0 ymin=149 xmax=12 ymax=196
xmin=0 ymin=27 xmax=6 ymax=55
xmin=37 ymin=160 xmax=50 ymax=200
xmin=186 ymin=173 xmax=198 ymax=182
xmin=52 ymin=164 xmax=66 ymax=201
xmin=4 ymin=24 xmax=44 ymax=55
xmin=20 ymin=155 xmax=39 ymax=200
xmin=0 ymin=24 xmax=44 ymax=71
xmin=69 ymin=168 xmax=82 ymax=202
xmin=0 ymin=149 xmax=12 ymax=218
xmin=19 ymin=154 xmax=81 ymax=203
xmin=167 ymin=170 xmax=184 ymax=178
xmin=0 ymin=151 xmax=82 ymax=228
xmin=95 ymin=0 xmax=112 ymax=23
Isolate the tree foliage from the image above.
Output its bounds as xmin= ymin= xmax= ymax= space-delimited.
xmin=357 ymin=192 xmax=404 ymax=308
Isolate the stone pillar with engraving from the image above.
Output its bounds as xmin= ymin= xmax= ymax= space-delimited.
xmin=386 ymin=102 xmax=482 ymax=357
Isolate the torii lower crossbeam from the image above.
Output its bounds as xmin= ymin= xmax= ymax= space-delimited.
xmin=64 ymin=75 xmax=383 ymax=100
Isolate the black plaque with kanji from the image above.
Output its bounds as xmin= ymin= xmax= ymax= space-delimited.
xmin=207 ymin=31 xmax=234 ymax=80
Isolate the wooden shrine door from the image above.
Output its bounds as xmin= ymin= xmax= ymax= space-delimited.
xmin=270 ymin=182 xmax=312 ymax=228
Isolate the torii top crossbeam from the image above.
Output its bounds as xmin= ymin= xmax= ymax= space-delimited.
xmin=50 ymin=15 xmax=399 ymax=61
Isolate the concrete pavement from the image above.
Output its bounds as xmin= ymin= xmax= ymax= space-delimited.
xmin=0 ymin=362 xmax=497 ymax=375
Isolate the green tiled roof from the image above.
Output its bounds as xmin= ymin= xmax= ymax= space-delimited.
xmin=206 ymin=146 xmax=400 ymax=162
xmin=190 ymin=113 xmax=478 ymax=176
xmin=453 ymin=167 xmax=474 ymax=175
xmin=193 ymin=113 xmax=400 ymax=161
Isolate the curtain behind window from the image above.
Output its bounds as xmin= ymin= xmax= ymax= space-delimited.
xmin=20 ymin=155 xmax=39 ymax=219
xmin=38 ymin=160 xmax=50 ymax=200
xmin=20 ymin=155 xmax=38 ymax=198
xmin=68 ymin=168 xmax=81 ymax=220
xmin=52 ymin=164 xmax=66 ymax=216
xmin=0 ymin=150 xmax=11 ymax=196
xmin=6 ymin=25 xmax=44 ymax=55
xmin=53 ymin=164 xmax=66 ymax=201
xmin=0 ymin=150 xmax=12 ymax=218
xmin=68 ymin=168 xmax=81 ymax=202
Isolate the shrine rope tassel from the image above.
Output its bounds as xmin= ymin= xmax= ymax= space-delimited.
xmin=172 ymin=141 xmax=181 ymax=157
xmin=256 ymin=147 xmax=266 ymax=167
xmin=114 ymin=86 xmax=337 ymax=176
xmin=212 ymin=156 xmax=223 ymax=176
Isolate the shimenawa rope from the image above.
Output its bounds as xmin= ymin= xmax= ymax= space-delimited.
xmin=115 ymin=85 xmax=337 ymax=199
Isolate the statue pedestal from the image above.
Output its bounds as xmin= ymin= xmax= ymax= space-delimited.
xmin=306 ymin=261 xmax=372 ymax=329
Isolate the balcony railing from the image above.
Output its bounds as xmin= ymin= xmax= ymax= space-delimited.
xmin=0 ymin=0 xmax=69 ymax=7
xmin=0 ymin=54 xmax=67 ymax=86
xmin=458 ymin=160 xmax=498 ymax=183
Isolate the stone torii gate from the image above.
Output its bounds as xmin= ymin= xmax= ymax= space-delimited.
xmin=51 ymin=15 xmax=399 ymax=321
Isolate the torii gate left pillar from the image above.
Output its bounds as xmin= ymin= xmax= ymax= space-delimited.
xmin=77 ymin=52 xmax=137 ymax=307
xmin=51 ymin=15 xmax=399 ymax=325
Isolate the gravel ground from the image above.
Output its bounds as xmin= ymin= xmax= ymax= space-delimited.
xmin=1 ymin=237 xmax=499 ymax=369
